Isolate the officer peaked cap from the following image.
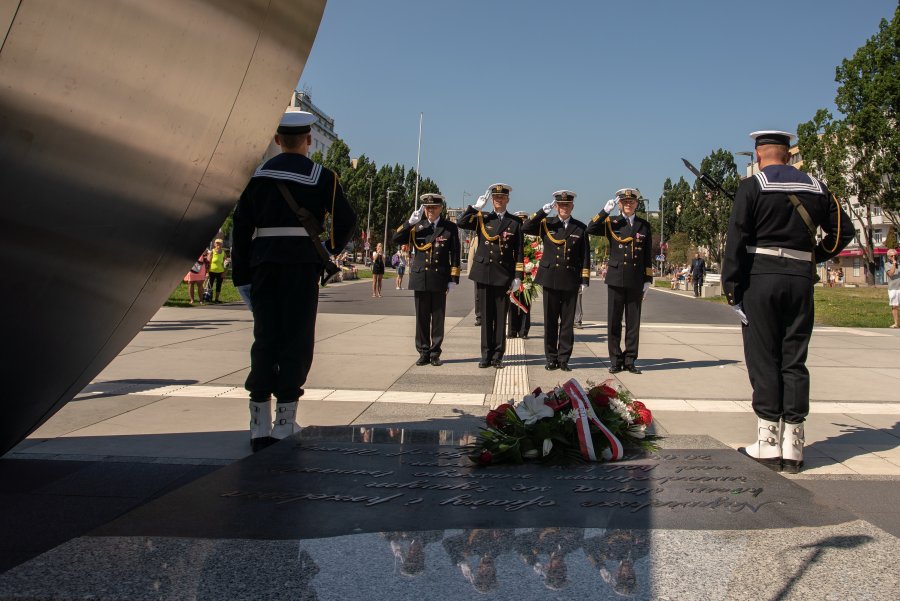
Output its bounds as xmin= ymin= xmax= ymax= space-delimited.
xmin=615 ymin=188 xmax=641 ymax=200
xmin=419 ymin=193 xmax=445 ymax=206
xmin=278 ymin=110 xmax=317 ymax=135
xmin=489 ymin=183 xmax=512 ymax=195
xmin=552 ymin=190 xmax=576 ymax=203
xmin=750 ymin=130 xmax=796 ymax=147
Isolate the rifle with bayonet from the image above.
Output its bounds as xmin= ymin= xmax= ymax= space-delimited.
xmin=681 ymin=158 xmax=735 ymax=201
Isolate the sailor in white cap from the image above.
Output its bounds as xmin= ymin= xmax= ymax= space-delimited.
xmin=586 ymin=188 xmax=654 ymax=374
xmin=458 ymin=184 xmax=525 ymax=369
xmin=393 ymin=193 xmax=461 ymax=366
xmin=725 ymin=130 xmax=853 ymax=473
xmin=232 ymin=110 xmax=358 ymax=451
xmin=522 ymin=190 xmax=591 ymax=371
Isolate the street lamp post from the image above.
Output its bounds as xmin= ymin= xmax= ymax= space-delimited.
xmin=365 ymin=177 xmax=374 ymax=258
xmin=383 ymin=190 xmax=397 ymax=255
xmin=736 ymin=151 xmax=754 ymax=177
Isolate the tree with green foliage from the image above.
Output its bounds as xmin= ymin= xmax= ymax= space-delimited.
xmin=665 ymin=231 xmax=693 ymax=269
xmin=678 ymin=149 xmax=739 ymax=266
xmin=798 ymin=5 xmax=900 ymax=284
xmin=658 ymin=176 xmax=692 ymax=242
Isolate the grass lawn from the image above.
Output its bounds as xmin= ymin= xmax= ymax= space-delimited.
xmin=165 ymin=268 xmax=396 ymax=306
xmin=698 ymin=286 xmax=891 ymax=327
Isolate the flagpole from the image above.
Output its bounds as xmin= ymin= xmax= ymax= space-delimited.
xmin=413 ymin=112 xmax=423 ymax=210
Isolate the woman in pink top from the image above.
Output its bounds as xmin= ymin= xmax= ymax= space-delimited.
xmin=183 ymin=249 xmax=210 ymax=305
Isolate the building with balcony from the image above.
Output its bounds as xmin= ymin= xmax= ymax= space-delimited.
xmin=290 ymin=90 xmax=337 ymax=157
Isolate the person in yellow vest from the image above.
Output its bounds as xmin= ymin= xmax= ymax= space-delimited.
xmin=208 ymin=238 xmax=227 ymax=303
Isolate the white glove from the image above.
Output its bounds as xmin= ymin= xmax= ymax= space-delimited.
xmin=579 ymin=284 xmax=587 ymax=294
xmin=733 ymin=302 xmax=749 ymax=325
xmin=473 ymin=193 xmax=488 ymax=210
xmin=603 ymin=198 xmax=617 ymax=213
xmin=642 ymin=281 xmax=650 ymax=300
xmin=447 ymin=282 xmax=456 ymax=291
xmin=408 ymin=206 xmax=424 ymax=224
xmin=510 ymin=277 xmax=522 ymax=292
xmin=542 ymin=201 xmax=554 ymax=213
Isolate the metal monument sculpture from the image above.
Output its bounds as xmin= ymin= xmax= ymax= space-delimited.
xmin=0 ymin=0 xmax=327 ymax=455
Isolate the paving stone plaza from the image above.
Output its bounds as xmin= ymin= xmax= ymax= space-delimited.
xmin=2 ymin=277 xmax=898 ymax=599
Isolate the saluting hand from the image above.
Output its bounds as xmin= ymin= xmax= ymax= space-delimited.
xmin=408 ymin=206 xmax=424 ymax=224
xmin=473 ymin=194 xmax=488 ymax=210
xmin=542 ymin=201 xmax=555 ymax=214
xmin=603 ymin=198 xmax=617 ymax=213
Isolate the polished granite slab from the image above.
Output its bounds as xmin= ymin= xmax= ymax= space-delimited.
xmin=0 ymin=428 xmax=897 ymax=600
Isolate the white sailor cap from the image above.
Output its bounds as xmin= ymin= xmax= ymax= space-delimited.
xmin=615 ymin=188 xmax=641 ymax=200
xmin=552 ymin=190 xmax=576 ymax=203
xmin=419 ymin=193 xmax=445 ymax=206
xmin=278 ymin=110 xmax=317 ymax=134
xmin=750 ymin=130 xmax=796 ymax=147
xmin=489 ymin=183 xmax=512 ymax=195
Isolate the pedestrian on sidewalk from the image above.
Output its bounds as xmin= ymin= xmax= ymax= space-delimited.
xmin=458 ymin=183 xmax=525 ymax=369
xmin=207 ymin=238 xmax=227 ymax=302
xmin=231 ymin=110 xmax=357 ymax=452
xmin=689 ymin=252 xmax=706 ymax=297
xmin=886 ymin=248 xmax=899 ymax=328
xmin=522 ymin=191 xmax=590 ymax=371
xmin=393 ymin=194 xmax=460 ymax=366
xmin=586 ymin=188 xmax=653 ymax=374
xmin=183 ymin=249 xmax=209 ymax=305
xmin=395 ymin=244 xmax=409 ymax=290
xmin=723 ymin=130 xmax=853 ymax=473
xmin=371 ymin=243 xmax=385 ymax=297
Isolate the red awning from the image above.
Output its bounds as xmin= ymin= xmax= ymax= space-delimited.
xmin=838 ymin=247 xmax=897 ymax=257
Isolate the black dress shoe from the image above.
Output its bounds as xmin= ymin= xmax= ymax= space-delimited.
xmin=430 ymin=357 xmax=443 ymax=367
xmin=545 ymin=361 xmax=559 ymax=371
xmin=625 ymin=365 xmax=642 ymax=374
xmin=478 ymin=360 xmax=491 ymax=368
xmin=608 ymin=364 xmax=624 ymax=374
xmin=415 ymin=355 xmax=430 ymax=366
xmin=559 ymin=362 xmax=572 ymax=372
xmin=474 ymin=319 xmax=482 ymax=326
xmin=507 ymin=332 xmax=518 ymax=338
xmin=492 ymin=359 xmax=504 ymax=369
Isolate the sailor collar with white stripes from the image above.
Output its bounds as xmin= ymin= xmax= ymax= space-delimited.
xmin=755 ymin=165 xmax=824 ymax=195
xmin=253 ymin=162 xmax=323 ymax=186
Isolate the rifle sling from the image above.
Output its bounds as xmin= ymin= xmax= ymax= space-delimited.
xmin=275 ymin=181 xmax=331 ymax=265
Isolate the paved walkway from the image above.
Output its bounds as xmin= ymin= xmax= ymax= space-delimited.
xmin=11 ymin=277 xmax=900 ymax=480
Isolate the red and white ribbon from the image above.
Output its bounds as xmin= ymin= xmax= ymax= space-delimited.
xmin=562 ymin=379 xmax=624 ymax=461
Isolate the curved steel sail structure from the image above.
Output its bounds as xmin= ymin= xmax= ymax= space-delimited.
xmin=0 ymin=0 xmax=327 ymax=455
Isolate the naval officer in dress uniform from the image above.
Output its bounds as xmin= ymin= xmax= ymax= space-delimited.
xmin=393 ymin=193 xmax=461 ymax=366
xmin=586 ymin=188 xmax=653 ymax=374
xmin=458 ymin=184 xmax=525 ymax=369
xmin=725 ymin=130 xmax=853 ymax=473
xmin=522 ymin=190 xmax=591 ymax=371
xmin=232 ymin=110 xmax=357 ymax=451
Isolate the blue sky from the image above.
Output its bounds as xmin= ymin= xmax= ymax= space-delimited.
xmin=299 ymin=0 xmax=897 ymax=220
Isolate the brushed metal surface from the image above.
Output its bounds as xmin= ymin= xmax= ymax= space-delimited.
xmin=0 ymin=0 xmax=327 ymax=455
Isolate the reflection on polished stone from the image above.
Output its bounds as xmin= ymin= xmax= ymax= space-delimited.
xmin=0 ymin=431 xmax=897 ymax=599
xmin=0 ymin=524 xmax=895 ymax=600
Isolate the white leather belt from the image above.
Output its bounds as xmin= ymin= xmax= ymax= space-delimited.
xmin=252 ymin=227 xmax=308 ymax=239
xmin=748 ymin=246 xmax=812 ymax=261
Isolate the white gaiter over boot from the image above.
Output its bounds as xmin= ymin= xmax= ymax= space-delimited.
xmin=739 ymin=417 xmax=782 ymax=471
xmin=249 ymin=399 xmax=274 ymax=452
xmin=271 ymin=401 xmax=301 ymax=440
xmin=781 ymin=422 xmax=805 ymax=473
